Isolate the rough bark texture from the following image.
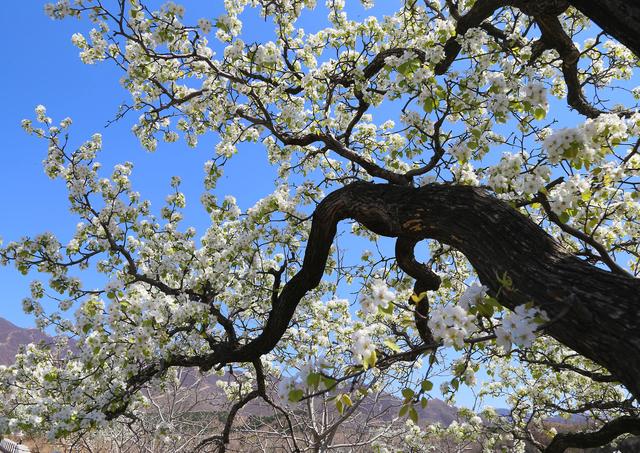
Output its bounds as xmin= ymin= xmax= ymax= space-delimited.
xmin=209 ymin=183 xmax=640 ymax=400
xmin=544 ymin=416 xmax=640 ymax=452
xmin=122 ymin=0 xmax=640 ymax=431
xmin=568 ymin=0 xmax=640 ymax=58
xmin=395 ymin=236 xmax=440 ymax=344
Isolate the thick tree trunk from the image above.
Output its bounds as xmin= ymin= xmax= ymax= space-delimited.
xmin=233 ymin=183 xmax=640 ymax=399
xmin=382 ymin=183 xmax=640 ymax=398
xmin=568 ymin=0 xmax=640 ymax=58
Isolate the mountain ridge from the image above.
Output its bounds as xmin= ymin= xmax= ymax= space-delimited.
xmin=0 ymin=316 xmax=459 ymax=425
xmin=0 ymin=317 xmax=49 ymax=366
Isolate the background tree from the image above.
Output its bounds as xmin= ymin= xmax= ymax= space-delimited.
xmin=1 ymin=0 xmax=640 ymax=451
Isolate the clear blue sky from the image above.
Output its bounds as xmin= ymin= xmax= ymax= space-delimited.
xmin=0 ymin=1 xmax=390 ymax=328
xmin=0 ymin=2 xmax=280 ymax=327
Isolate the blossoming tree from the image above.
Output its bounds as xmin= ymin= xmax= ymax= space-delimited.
xmin=2 ymin=0 xmax=640 ymax=451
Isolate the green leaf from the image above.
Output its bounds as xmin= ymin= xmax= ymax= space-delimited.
xmin=421 ymin=380 xmax=433 ymax=392
xmin=378 ymin=302 xmax=394 ymax=315
xmin=306 ymin=372 xmax=320 ymax=389
xmin=384 ymin=339 xmax=401 ymax=352
xmin=215 ymin=18 xmax=230 ymax=33
xmin=423 ymin=97 xmax=435 ymax=113
xmin=454 ymin=362 xmax=466 ymax=376
xmin=409 ymin=406 xmax=419 ymax=423
xmin=44 ymin=371 xmax=58 ymax=382
xmin=477 ymin=302 xmax=494 ymax=318
xmin=533 ymin=107 xmax=546 ymax=120
xmin=564 ymin=142 xmax=580 ymax=159
xmin=321 ymin=376 xmax=336 ymax=389
xmin=402 ymin=388 xmax=415 ymax=401
xmin=421 ymin=397 xmax=429 ymax=408
xmin=364 ymin=349 xmax=377 ymax=369
xmin=397 ymin=58 xmax=420 ymax=76
xmin=399 ymin=404 xmax=410 ymax=417
xmin=336 ymin=393 xmax=352 ymax=414
xmin=288 ymin=389 xmax=304 ymax=403
xmin=486 ymin=296 xmax=502 ymax=308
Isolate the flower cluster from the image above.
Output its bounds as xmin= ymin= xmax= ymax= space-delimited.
xmin=198 ymin=18 xmax=212 ymax=34
xmin=521 ymin=81 xmax=548 ymax=110
xmin=458 ymin=281 xmax=488 ymax=310
xmin=428 ymin=282 xmax=491 ymax=348
xmin=547 ymin=175 xmax=591 ymax=214
xmin=495 ymin=304 xmax=546 ymax=351
xmin=487 ymin=152 xmax=525 ymax=192
xmin=359 ymin=278 xmax=395 ymax=316
xmin=44 ymin=0 xmax=72 ymax=19
xmin=428 ymin=304 xmax=476 ymax=349
xmin=351 ymin=325 xmax=377 ymax=366
xmin=543 ymin=113 xmax=633 ymax=165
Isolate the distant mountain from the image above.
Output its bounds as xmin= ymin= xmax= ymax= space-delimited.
xmin=0 ymin=317 xmax=460 ymax=426
xmin=356 ymin=391 xmax=458 ymax=426
xmin=0 ymin=317 xmax=49 ymax=365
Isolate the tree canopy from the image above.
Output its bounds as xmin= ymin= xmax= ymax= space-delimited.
xmin=1 ymin=0 xmax=640 ymax=451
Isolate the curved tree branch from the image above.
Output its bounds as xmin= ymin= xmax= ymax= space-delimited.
xmin=544 ymin=416 xmax=640 ymax=453
xmin=568 ymin=0 xmax=640 ymax=58
xmin=395 ymin=236 xmax=440 ymax=344
xmin=532 ymin=12 xmax=603 ymax=118
xmin=175 ymin=182 xmax=640 ymax=401
xmin=113 ymin=181 xmax=640 ymax=427
xmin=435 ymin=0 xmax=509 ymax=75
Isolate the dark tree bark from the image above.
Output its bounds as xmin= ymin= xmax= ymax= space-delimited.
xmin=115 ymin=1 xmax=640 ymax=445
xmin=188 ymin=183 xmax=640 ymax=402
xmin=311 ymin=184 xmax=640 ymax=400
xmin=544 ymin=416 xmax=640 ymax=452
xmin=568 ymin=0 xmax=640 ymax=58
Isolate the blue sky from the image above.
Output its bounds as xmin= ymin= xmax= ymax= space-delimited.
xmin=0 ymin=2 xmax=276 ymax=327
xmin=3 ymin=1 xmax=639 ymax=420
xmin=0 ymin=1 xmax=109 ymax=327
xmin=0 ymin=1 xmax=387 ymax=328
xmin=0 ymin=0 xmax=529 ymax=410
